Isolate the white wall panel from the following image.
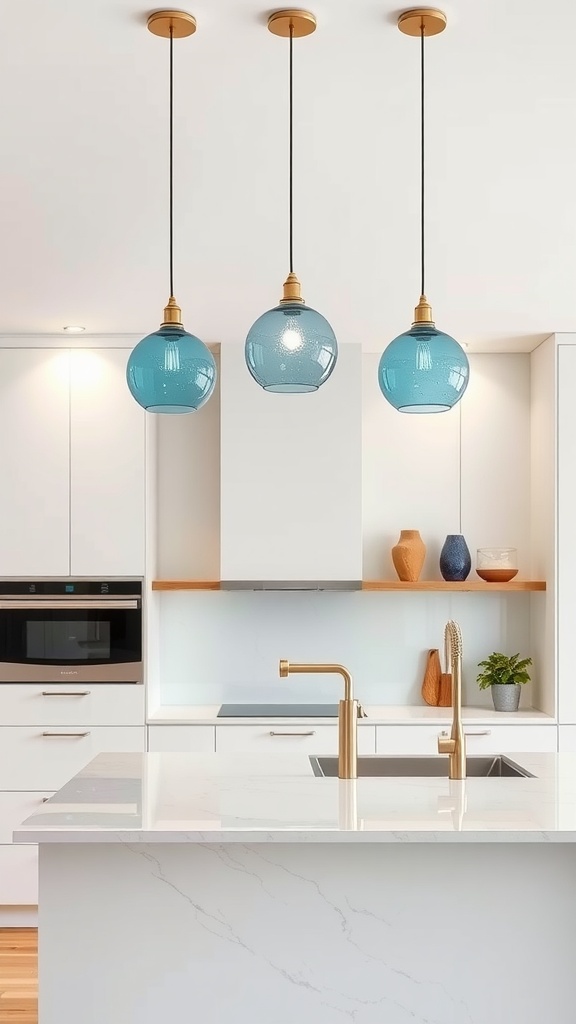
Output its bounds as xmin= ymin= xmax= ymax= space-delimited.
xmin=557 ymin=341 xmax=576 ymax=722
xmin=530 ymin=336 xmax=556 ymax=717
xmin=362 ymin=353 xmax=460 ymax=580
xmin=156 ymin=355 xmax=220 ymax=580
xmin=461 ymin=353 xmax=531 ymax=575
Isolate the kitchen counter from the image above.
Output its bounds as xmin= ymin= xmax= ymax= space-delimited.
xmin=147 ymin=702 xmax=555 ymax=724
xmin=23 ymin=752 xmax=576 ymax=1024
xmin=14 ymin=750 xmax=576 ymax=843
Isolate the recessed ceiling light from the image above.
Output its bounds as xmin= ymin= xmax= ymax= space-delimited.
xmin=63 ymin=325 xmax=85 ymax=333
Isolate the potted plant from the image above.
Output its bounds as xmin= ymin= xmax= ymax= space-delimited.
xmin=477 ymin=652 xmax=532 ymax=711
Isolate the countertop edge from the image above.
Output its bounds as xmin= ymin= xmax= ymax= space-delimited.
xmin=147 ymin=705 xmax=557 ymax=726
xmin=14 ymin=829 xmax=573 ymax=845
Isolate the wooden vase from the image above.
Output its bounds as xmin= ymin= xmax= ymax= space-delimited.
xmin=391 ymin=530 xmax=426 ymax=582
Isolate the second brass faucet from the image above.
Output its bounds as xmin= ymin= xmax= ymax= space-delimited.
xmin=279 ymin=660 xmax=363 ymax=779
xmin=437 ymin=620 xmax=466 ymax=779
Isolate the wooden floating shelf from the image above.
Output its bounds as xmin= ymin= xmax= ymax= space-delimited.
xmin=362 ymin=580 xmax=546 ymax=592
xmin=152 ymin=580 xmax=546 ymax=592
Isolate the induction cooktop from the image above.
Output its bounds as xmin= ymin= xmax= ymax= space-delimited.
xmin=217 ymin=703 xmax=339 ymax=717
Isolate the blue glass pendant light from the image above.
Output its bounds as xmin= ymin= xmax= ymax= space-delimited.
xmin=245 ymin=10 xmax=337 ymax=393
xmin=378 ymin=9 xmax=469 ymax=413
xmin=127 ymin=11 xmax=216 ymax=414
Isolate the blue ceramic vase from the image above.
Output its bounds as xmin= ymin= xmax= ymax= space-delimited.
xmin=439 ymin=534 xmax=471 ymax=582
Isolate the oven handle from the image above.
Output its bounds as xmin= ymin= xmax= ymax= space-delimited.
xmin=0 ymin=600 xmax=140 ymax=610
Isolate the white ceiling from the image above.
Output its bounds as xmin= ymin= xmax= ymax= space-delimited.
xmin=0 ymin=0 xmax=573 ymax=351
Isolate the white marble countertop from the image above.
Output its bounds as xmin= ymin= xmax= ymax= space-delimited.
xmin=147 ymin=704 xmax=555 ymax=725
xmin=14 ymin=751 xmax=576 ymax=844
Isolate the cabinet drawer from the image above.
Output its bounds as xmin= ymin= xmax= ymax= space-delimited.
xmin=0 ymin=684 xmax=144 ymax=726
xmin=0 ymin=792 xmax=54 ymax=843
xmin=375 ymin=724 xmax=557 ymax=755
xmin=216 ymin=724 xmax=376 ymax=755
xmin=148 ymin=725 xmax=215 ymax=752
xmin=0 ymin=845 xmax=38 ymax=904
xmin=0 ymin=726 xmax=145 ymax=790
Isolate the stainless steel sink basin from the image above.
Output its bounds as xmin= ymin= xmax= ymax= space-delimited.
xmin=309 ymin=755 xmax=534 ymax=778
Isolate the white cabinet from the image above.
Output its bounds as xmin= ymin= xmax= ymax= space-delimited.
xmin=0 ymin=846 xmax=39 ymax=904
xmin=0 ymin=346 xmax=146 ymax=579
xmin=215 ymin=724 xmax=376 ymax=755
xmin=0 ymin=682 xmax=146 ymax=907
xmin=148 ymin=725 xmax=215 ymax=752
xmin=0 ymin=683 xmax=144 ymax=727
xmin=0 ymin=349 xmax=70 ymax=576
xmin=220 ymin=343 xmax=362 ymax=585
xmin=0 ymin=726 xmax=145 ymax=791
xmin=0 ymin=792 xmax=54 ymax=844
xmin=70 ymin=349 xmax=145 ymax=576
xmin=375 ymin=724 xmax=557 ymax=755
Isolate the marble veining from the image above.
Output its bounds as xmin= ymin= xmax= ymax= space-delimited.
xmin=39 ymin=840 xmax=576 ymax=1023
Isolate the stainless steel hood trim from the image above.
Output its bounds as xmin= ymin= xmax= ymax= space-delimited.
xmin=220 ymin=580 xmax=362 ymax=592
xmin=0 ymin=662 xmax=143 ymax=684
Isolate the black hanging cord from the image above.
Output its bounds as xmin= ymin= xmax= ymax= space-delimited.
xmin=289 ymin=24 xmax=294 ymax=274
xmin=169 ymin=25 xmax=174 ymax=298
xmin=420 ymin=24 xmax=425 ymax=297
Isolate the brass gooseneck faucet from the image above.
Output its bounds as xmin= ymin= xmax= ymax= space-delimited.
xmin=279 ymin=660 xmax=362 ymax=779
xmin=437 ymin=620 xmax=466 ymax=779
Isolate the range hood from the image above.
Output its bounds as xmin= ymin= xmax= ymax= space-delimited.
xmin=219 ymin=343 xmax=362 ymax=592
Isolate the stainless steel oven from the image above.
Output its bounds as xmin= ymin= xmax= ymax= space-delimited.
xmin=0 ymin=581 xmax=143 ymax=683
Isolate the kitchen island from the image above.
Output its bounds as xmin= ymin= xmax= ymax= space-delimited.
xmin=16 ymin=751 xmax=576 ymax=1024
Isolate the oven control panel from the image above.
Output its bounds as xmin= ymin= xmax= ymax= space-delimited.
xmin=0 ymin=581 xmax=142 ymax=596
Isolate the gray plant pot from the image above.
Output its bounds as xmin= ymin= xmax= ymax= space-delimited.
xmin=491 ymin=684 xmax=521 ymax=712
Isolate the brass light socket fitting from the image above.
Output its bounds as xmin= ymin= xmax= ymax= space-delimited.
xmin=161 ymin=296 xmax=183 ymax=327
xmin=267 ymin=10 xmax=317 ymax=38
xmin=397 ymin=8 xmax=447 ymax=37
xmin=280 ymin=272 xmax=305 ymax=305
xmin=147 ymin=10 xmax=197 ymax=39
xmin=412 ymin=294 xmax=434 ymax=326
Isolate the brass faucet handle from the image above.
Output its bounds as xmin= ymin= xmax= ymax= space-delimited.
xmin=357 ymin=701 xmax=368 ymax=719
xmin=279 ymin=659 xmax=289 ymax=678
xmin=438 ymin=736 xmax=456 ymax=755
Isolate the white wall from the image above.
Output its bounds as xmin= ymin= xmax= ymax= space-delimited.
xmin=362 ymin=352 xmax=531 ymax=578
xmin=155 ymin=352 xmax=536 ymax=708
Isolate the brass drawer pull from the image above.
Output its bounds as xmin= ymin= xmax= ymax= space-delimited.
xmin=440 ymin=729 xmax=491 ymax=737
xmin=269 ymin=730 xmax=316 ymax=737
xmin=42 ymin=731 xmax=90 ymax=738
xmin=41 ymin=691 xmax=91 ymax=697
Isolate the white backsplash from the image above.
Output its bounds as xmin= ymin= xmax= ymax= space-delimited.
xmin=158 ymin=590 xmax=534 ymax=707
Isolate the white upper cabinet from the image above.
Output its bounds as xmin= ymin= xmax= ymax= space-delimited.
xmin=70 ymin=349 xmax=146 ymax=577
xmin=0 ymin=350 xmax=70 ymax=576
xmin=220 ymin=343 xmax=362 ymax=585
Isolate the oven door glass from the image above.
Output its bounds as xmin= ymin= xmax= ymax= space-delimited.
xmin=0 ymin=607 xmax=141 ymax=667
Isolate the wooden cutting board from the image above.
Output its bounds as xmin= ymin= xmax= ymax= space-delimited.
xmin=421 ymin=649 xmax=442 ymax=706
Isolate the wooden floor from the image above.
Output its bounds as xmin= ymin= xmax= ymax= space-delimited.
xmin=0 ymin=930 xmax=37 ymax=1023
